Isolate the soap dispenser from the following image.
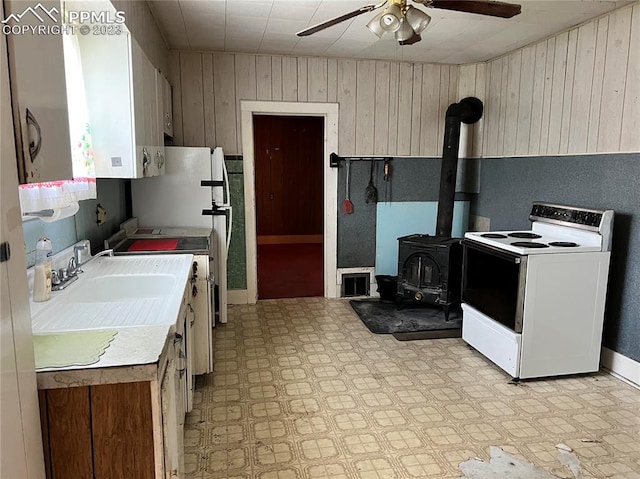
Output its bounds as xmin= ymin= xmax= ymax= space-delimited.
xmin=33 ymin=237 xmax=52 ymax=302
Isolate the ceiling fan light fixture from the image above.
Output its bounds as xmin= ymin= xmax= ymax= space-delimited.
xmin=366 ymin=11 xmax=386 ymax=38
xmin=380 ymin=3 xmax=402 ymax=32
xmin=395 ymin=17 xmax=414 ymax=42
xmin=405 ymin=5 xmax=431 ymax=34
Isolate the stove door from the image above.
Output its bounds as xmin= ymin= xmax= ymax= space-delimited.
xmin=400 ymin=252 xmax=441 ymax=291
xmin=462 ymin=240 xmax=526 ymax=333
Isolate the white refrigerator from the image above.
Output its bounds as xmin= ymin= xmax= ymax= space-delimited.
xmin=130 ymin=146 xmax=231 ymax=326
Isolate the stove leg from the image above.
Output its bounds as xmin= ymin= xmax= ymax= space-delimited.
xmin=443 ymin=305 xmax=450 ymax=321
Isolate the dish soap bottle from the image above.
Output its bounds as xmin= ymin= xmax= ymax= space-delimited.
xmin=33 ymin=237 xmax=53 ymax=302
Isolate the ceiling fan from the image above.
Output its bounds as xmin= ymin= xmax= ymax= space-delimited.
xmin=297 ymin=0 xmax=522 ymax=45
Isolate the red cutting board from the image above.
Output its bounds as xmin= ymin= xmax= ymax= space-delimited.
xmin=127 ymin=239 xmax=179 ymax=251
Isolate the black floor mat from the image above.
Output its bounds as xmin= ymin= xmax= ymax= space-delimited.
xmin=349 ymin=299 xmax=462 ymax=340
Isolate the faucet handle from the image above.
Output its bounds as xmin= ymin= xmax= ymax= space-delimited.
xmin=51 ymin=269 xmax=61 ymax=286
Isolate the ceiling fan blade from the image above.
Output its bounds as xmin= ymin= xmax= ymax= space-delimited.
xmin=297 ymin=4 xmax=380 ymax=37
xmin=430 ymin=0 xmax=521 ymax=18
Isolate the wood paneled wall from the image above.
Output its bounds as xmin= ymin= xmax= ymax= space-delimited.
xmin=111 ymin=0 xmax=169 ymax=73
xmin=459 ymin=3 xmax=640 ymax=157
xmin=168 ymin=52 xmax=460 ymax=157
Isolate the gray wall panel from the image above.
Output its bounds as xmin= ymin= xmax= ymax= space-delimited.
xmin=337 ymin=157 xmax=443 ymax=268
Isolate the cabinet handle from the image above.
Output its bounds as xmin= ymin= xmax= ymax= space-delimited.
xmin=142 ymin=147 xmax=150 ymax=175
xmin=26 ymin=108 xmax=42 ymax=162
xmin=188 ymin=303 xmax=195 ymax=326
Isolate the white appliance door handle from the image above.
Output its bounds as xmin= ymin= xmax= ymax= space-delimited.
xmin=219 ymin=152 xmax=232 ymax=250
xmin=226 ymin=207 xmax=232 ymax=251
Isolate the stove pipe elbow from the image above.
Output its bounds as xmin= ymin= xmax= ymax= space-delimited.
xmin=436 ymin=97 xmax=483 ymax=238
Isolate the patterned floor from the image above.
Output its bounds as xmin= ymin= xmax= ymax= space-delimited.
xmin=184 ymin=298 xmax=640 ymax=479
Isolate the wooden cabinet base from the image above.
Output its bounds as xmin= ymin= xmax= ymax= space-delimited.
xmin=39 ymin=382 xmax=155 ymax=479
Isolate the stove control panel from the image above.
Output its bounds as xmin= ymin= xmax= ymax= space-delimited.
xmin=530 ymin=203 xmax=602 ymax=228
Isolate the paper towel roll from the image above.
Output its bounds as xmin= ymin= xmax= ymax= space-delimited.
xmin=38 ymin=202 xmax=80 ymax=223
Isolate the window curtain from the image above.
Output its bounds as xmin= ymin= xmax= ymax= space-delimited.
xmin=18 ymin=33 xmax=96 ymax=213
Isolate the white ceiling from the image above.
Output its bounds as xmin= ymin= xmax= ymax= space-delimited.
xmin=147 ymin=0 xmax=634 ymax=64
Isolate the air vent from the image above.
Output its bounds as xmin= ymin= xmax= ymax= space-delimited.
xmin=341 ymin=273 xmax=370 ymax=297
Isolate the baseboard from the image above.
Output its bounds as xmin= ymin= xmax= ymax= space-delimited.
xmin=257 ymin=235 xmax=323 ymax=245
xmin=601 ymin=347 xmax=640 ymax=389
xmin=228 ymin=289 xmax=249 ymax=305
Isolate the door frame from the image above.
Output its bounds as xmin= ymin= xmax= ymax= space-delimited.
xmin=240 ymin=101 xmax=339 ymax=303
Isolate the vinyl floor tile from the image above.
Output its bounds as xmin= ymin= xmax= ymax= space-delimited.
xmin=184 ymin=298 xmax=640 ymax=478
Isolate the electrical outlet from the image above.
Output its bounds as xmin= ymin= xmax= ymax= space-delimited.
xmin=111 ymin=156 xmax=123 ymax=167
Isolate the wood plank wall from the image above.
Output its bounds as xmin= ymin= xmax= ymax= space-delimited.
xmin=168 ymin=52 xmax=460 ymax=157
xmin=458 ymin=3 xmax=640 ymax=157
xmin=111 ymin=0 xmax=169 ymax=73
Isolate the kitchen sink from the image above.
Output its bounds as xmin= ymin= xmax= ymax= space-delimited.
xmin=30 ymin=254 xmax=193 ymax=333
xmin=71 ymin=274 xmax=176 ymax=302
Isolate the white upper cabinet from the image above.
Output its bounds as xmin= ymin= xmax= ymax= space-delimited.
xmin=78 ymin=29 xmax=163 ymax=178
xmin=70 ymin=0 xmax=164 ymax=179
xmin=5 ymin=0 xmax=73 ymax=184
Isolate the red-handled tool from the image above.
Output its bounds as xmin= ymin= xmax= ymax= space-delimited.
xmin=383 ymin=158 xmax=391 ymax=203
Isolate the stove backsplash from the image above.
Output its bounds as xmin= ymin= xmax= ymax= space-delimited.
xmin=474 ymin=152 xmax=640 ymax=363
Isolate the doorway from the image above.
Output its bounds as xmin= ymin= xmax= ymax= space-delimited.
xmin=254 ymin=115 xmax=324 ymax=299
xmin=240 ymin=101 xmax=338 ymax=304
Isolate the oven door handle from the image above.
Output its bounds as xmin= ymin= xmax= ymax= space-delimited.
xmin=461 ymin=239 xmax=522 ymax=264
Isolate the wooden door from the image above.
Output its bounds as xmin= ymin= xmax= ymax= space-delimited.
xmin=253 ymin=115 xmax=324 ymax=240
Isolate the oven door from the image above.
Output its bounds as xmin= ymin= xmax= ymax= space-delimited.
xmin=462 ymin=240 xmax=526 ymax=333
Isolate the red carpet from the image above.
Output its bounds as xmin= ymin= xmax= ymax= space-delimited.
xmin=258 ymin=243 xmax=323 ymax=299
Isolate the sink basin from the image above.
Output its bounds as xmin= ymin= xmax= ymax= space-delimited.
xmin=71 ymin=274 xmax=176 ymax=302
xmin=30 ymin=254 xmax=194 ymax=333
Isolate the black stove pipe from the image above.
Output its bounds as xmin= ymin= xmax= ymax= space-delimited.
xmin=435 ymin=97 xmax=483 ymax=237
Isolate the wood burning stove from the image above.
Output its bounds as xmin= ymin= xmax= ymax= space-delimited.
xmin=396 ymin=235 xmax=462 ymax=319
xmin=394 ymin=97 xmax=483 ymax=318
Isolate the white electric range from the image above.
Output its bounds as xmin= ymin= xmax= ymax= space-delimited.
xmin=461 ymin=202 xmax=614 ymax=379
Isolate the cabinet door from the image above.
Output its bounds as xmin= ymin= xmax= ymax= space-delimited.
xmin=44 ymin=388 xmax=94 ymax=478
xmin=131 ymin=40 xmax=151 ymax=178
xmin=161 ymin=73 xmax=173 ymax=138
xmin=5 ymin=0 xmax=73 ymax=183
xmin=91 ymin=382 xmax=155 ymax=479
xmin=78 ymin=32 xmax=136 ymax=178
xmin=185 ymin=303 xmax=195 ymax=412
xmin=192 ymin=256 xmax=213 ymax=375
xmin=154 ymin=71 xmax=165 ymax=176
xmin=142 ymin=53 xmax=162 ymax=176
xmin=161 ymin=359 xmax=180 ymax=478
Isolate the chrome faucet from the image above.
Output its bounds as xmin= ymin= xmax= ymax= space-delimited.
xmin=51 ymin=249 xmax=114 ymax=292
xmin=92 ymin=249 xmax=114 ymax=259
xmin=67 ymin=256 xmax=81 ymax=276
xmin=81 ymin=248 xmax=114 ymax=266
xmin=51 ymin=257 xmax=81 ymax=291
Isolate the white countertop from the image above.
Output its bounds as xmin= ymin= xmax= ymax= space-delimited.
xmin=30 ymin=253 xmax=193 ymax=375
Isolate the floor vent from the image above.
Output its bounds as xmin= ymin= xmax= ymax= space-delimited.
xmin=341 ymin=273 xmax=370 ymax=297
